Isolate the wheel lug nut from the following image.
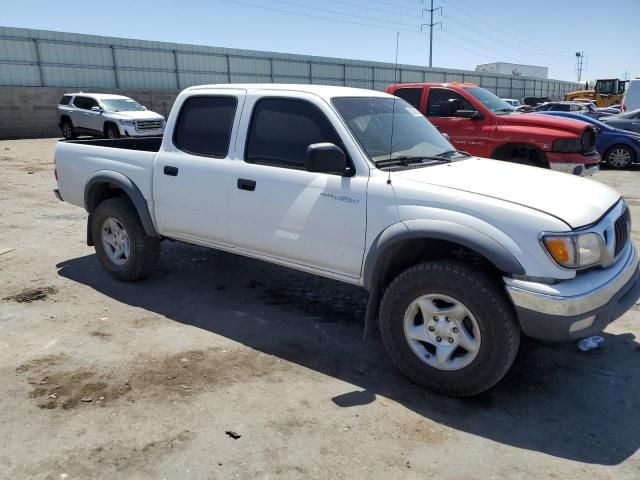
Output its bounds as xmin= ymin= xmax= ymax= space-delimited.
xmin=452 ymin=327 xmax=459 ymax=333
xmin=428 ymin=326 xmax=435 ymax=332
xmin=434 ymin=316 xmax=439 ymax=321
xmin=448 ymin=337 xmax=454 ymax=344
xmin=436 ymin=336 xmax=442 ymax=342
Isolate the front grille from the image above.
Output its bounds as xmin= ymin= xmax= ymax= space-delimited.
xmin=614 ymin=207 xmax=631 ymax=257
xmin=581 ymin=127 xmax=597 ymax=154
xmin=135 ymin=120 xmax=163 ymax=131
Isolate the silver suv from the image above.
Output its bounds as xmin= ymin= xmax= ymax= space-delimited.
xmin=57 ymin=93 xmax=165 ymax=139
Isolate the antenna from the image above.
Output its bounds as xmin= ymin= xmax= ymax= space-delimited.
xmin=387 ymin=31 xmax=400 ymax=186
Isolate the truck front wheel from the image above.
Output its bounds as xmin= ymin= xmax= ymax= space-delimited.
xmin=92 ymin=197 xmax=160 ymax=281
xmin=379 ymin=260 xmax=520 ymax=396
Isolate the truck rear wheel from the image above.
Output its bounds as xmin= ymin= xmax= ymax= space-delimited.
xmin=379 ymin=260 xmax=520 ymax=396
xmin=92 ymin=197 xmax=160 ymax=281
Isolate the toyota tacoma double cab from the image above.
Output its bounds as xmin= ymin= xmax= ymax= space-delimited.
xmin=57 ymin=93 xmax=165 ymax=140
xmin=53 ymin=84 xmax=640 ymax=396
xmin=387 ymin=83 xmax=601 ymax=176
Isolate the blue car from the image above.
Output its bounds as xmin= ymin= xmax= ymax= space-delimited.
xmin=536 ymin=111 xmax=640 ymax=169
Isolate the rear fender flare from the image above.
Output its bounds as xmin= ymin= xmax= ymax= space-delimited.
xmin=84 ymin=171 xmax=158 ymax=238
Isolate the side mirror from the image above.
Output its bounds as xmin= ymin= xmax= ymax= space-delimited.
xmin=142 ymin=105 xmax=148 ymax=110
xmin=456 ymin=110 xmax=482 ymax=119
xmin=91 ymin=106 xmax=102 ymax=113
xmin=306 ymin=143 xmax=350 ymax=176
xmin=441 ymin=132 xmax=450 ymax=141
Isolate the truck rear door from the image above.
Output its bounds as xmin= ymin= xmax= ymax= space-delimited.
xmin=152 ymin=89 xmax=246 ymax=246
xmin=423 ymin=87 xmax=491 ymax=157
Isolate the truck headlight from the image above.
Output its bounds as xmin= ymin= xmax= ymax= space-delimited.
xmin=552 ymin=138 xmax=581 ymax=153
xmin=542 ymin=233 xmax=604 ymax=268
xmin=119 ymin=120 xmax=135 ymax=126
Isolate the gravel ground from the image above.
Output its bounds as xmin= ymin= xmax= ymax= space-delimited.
xmin=1 ymin=138 xmax=639 ymax=480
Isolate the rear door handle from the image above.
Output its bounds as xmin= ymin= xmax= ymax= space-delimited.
xmin=164 ymin=165 xmax=179 ymax=176
xmin=237 ymin=178 xmax=256 ymax=191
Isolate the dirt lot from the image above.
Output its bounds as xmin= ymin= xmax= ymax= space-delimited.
xmin=1 ymin=138 xmax=639 ymax=480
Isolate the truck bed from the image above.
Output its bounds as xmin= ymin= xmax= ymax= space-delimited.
xmin=65 ymin=136 xmax=162 ymax=152
xmin=55 ymin=137 xmax=161 ymax=211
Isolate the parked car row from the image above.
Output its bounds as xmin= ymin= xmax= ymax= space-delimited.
xmin=56 ymin=82 xmax=639 ymax=173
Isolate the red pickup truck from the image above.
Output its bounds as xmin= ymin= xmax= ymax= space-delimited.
xmin=386 ymin=83 xmax=600 ymax=176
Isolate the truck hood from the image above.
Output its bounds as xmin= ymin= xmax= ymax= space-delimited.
xmin=105 ymin=110 xmax=164 ymax=121
xmin=498 ymin=112 xmax=587 ymax=134
xmin=393 ymin=158 xmax=620 ymax=228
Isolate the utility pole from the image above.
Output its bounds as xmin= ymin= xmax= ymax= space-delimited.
xmin=623 ymin=70 xmax=629 ymax=81
xmin=421 ymin=0 xmax=442 ymax=68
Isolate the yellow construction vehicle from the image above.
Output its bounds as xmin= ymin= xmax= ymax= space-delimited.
xmin=565 ymin=79 xmax=628 ymax=107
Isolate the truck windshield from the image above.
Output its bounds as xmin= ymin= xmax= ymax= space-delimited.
xmin=466 ymin=87 xmax=515 ymax=114
xmin=100 ymin=99 xmax=145 ymax=112
xmin=332 ymin=97 xmax=455 ymax=164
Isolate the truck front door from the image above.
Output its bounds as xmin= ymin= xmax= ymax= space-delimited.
xmin=423 ymin=87 xmax=490 ymax=157
xmin=228 ymin=92 xmax=368 ymax=280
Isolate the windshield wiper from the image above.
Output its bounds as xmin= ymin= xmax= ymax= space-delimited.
xmin=433 ymin=150 xmax=471 ymax=159
xmin=374 ymin=155 xmax=439 ymax=167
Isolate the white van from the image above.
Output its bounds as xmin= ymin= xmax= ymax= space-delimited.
xmin=621 ymin=79 xmax=640 ymax=112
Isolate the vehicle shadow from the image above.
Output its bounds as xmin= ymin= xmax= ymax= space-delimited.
xmin=56 ymin=241 xmax=640 ymax=466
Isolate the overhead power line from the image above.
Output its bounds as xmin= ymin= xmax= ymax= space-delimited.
xmin=216 ymin=0 xmax=421 ymax=32
xmin=439 ymin=0 xmax=569 ymax=62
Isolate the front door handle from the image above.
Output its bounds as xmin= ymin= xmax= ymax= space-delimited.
xmin=237 ymin=178 xmax=256 ymax=191
xmin=164 ymin=165 xmax=179 ymax=176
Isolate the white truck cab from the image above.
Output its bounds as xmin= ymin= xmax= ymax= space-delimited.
xmin=53 ymin=84 xmax=640 ymax=396
xmin=57 ymin=93 xmax=165 ymax=140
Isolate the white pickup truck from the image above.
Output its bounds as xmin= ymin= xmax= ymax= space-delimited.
xmin=54 ymin=84 xmax=640 ymax=396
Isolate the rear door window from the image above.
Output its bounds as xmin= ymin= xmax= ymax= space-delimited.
xmin=73 ymin=96 xmax=99 ymax=110
xmin=426 ymin=88 xmax=475 ymax=117
xmin=393 ymin=88 xmax=423 ymax=110
xmin=173 ymin=96 xmax=238 ymax=157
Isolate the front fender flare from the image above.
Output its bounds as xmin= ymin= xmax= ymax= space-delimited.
xmin=361 ymin=220 xmax=524 ymax=340
xmin=363 ymin=220 xmax=525 ymax=291
xmin=84 ymin=170 xmax=158 ymax=239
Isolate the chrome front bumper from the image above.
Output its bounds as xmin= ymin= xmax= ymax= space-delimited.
xmin=505 ymin=242 xmax=640 ymax=341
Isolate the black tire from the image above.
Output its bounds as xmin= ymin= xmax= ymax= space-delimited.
xmin=105 ymin=123 xmax=120 ymax=139
xmin=379 ymin=260 xmax=520 ymax=397
xmin=605 ymin=145 xmax=634 ymax=169
xmin=61 ymin=119 xmax=75 ymax=140
xmin=92 ymin=197 xmax=160 ymax=281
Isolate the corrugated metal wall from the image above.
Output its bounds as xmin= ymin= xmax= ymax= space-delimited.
xmin=0 ymin=26 xmax=580 ymax=99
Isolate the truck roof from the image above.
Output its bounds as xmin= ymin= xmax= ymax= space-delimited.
xmin=184 ymin=84 xmax=391 ymax=101
xmin=388 ymin=82 xmax=479 ymax=90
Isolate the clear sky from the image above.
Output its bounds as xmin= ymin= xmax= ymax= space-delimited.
xmin=3 ymin=0 xmax=638 ymax=82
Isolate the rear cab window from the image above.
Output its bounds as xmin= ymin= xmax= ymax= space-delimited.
xmin=173 ymin=96 xmax=238 ymax=157
xmin=245 ymin=97 xmax=348 ymax=171
xmin=393 ymin=88 xmax=423 ymax=110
